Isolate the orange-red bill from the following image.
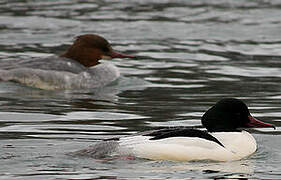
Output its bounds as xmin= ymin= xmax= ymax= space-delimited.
xmin=247 ymin=115 xmax=275 ymax=129
xmin=110 ymin=51 xmax=135 ymax=58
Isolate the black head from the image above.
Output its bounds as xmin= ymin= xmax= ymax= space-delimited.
xmin=201 ymin=98 xmax=275 ymax=132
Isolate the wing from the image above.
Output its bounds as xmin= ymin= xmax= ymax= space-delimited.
xmin=144 ymin=127 xmax=224 ymax=147
xmin=0 ymin=56 xmax=85 ymax=74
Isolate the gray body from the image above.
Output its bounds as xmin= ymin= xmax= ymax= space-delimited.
xmin=0 ymin=56 xmax=120 ymax=90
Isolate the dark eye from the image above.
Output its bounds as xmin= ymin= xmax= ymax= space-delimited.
xmin=102 ymin=46 xmax=110 ymax=52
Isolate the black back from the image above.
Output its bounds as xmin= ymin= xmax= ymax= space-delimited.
xmin=144 ymin=127 xmax=224 ymax=147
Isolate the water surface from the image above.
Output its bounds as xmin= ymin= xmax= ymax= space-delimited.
xmin=1 ymin=0 xmax=281 ymax=179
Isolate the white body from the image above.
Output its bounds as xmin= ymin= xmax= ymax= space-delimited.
xmin=117 ymin=130 xmax=257 ymax=162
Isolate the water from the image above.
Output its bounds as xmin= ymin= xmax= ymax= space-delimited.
xmin=0 ymin=0 xmax=281 ymax=179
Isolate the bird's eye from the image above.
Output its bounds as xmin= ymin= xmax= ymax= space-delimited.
xmin=102 ymin=47 xmax=110 ymax=52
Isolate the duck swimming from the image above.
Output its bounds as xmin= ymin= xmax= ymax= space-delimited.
xmin=0 ymin=34 xmax=134 ymax=90
xmin=73 ymin=98 xmax=275 ymax=162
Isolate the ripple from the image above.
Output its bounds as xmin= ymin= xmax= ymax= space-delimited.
xmin=0 ymin=112 xmax=59 ymax=122
xmin=206 ymin=65 xmax=281 ymax=77
xmin=1 ymin=0 xmax=281 ymax=179
xmin=61 ymin=111 xmax=149 ymax=121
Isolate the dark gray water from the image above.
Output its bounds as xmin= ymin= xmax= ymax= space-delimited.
xmin=1 ymin=0 xmax=281 ymax=179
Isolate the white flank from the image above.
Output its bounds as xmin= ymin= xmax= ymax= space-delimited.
xmin=118 ymin=130 xmax=257 ymax=162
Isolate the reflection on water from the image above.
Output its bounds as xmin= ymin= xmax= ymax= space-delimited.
xmin=0 ymin=0 xmax=281 ymax=179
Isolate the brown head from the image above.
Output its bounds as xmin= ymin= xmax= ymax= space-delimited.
xmin=60 ymin=34 xmax=134 ymax=67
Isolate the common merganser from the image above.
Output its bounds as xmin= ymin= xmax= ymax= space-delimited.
xmin=73 ymin=98 xmax=275 ymax=162
xmin=0 ymin=34 xmax=134 ymax=90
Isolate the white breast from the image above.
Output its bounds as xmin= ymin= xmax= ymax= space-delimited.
xmin=117 ymin=130 xmax=257 ymax=162
xmin=76 ymin=62 xmax=120 ymax=89
xmin=211 ymin=131 xmax=257 ymax=160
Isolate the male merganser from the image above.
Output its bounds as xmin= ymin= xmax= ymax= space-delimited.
xmin=0 ymin=34 xmax=134 ymax=90
xmin=73 ymin=98 xmax=275 ymax=162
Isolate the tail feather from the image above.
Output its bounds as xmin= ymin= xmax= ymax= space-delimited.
xmin=68 ymin=141 xmax=119 ymax=158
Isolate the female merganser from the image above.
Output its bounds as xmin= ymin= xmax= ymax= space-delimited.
xmin=73 ymin=98 xmax=275 ymax=162
xmin=0 ymin=34 xmax=134 ymax=90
